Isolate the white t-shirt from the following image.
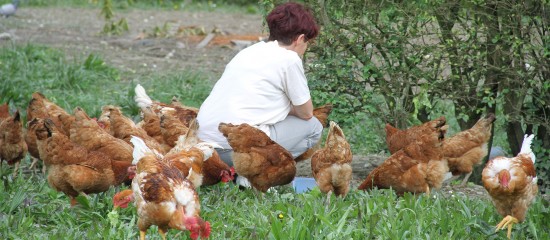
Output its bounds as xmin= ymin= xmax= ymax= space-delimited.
xmin=197 ymin=41 xmax=311 ymax=149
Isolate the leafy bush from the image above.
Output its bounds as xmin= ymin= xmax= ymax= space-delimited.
xmin=533 ymin=140 xmax=550 ymax=194
xmin=258 ymin=0 xmax=549 ymax=190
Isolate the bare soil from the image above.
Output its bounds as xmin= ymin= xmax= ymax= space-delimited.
xmin=0 ymin=7 xmax=265 ymax=78
xmin=0 ymin=6 xmax=511 ymax=200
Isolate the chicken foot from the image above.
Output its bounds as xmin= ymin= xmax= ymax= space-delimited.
xmin=495 ymin=215 xmax=518 ymax=239
xmin=140 ymin=230 xmax=147 ymax=240
xmin=158 ymin=228 xmax=167 ymax=240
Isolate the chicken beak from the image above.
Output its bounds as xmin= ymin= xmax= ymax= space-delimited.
xmin=498 ymin=170 xmax=511 ymax=189
xmin=127 ymin=166 xmax=137 ymax=179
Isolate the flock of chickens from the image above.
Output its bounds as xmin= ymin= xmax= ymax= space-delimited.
xmin=358 ymin=114 xmax=538 ymax=238
xmin=0 ymin=84 xmax=538 ymax=239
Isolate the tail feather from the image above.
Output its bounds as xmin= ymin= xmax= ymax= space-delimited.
xmin=130 ymin=135 xmax=153 ymax=165
xmin=182 ymin=119 xmax=199 ymax=148
xmin=519 ymin=134 xmax=535 ymax=163
xmin=194 ymin=142 xmax=222 ymax=160
xmin=134 ymin=84 xmax=153 ymax=109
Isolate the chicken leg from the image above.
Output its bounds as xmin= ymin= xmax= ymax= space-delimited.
xmin=495 ymin=215 xmax=518 ymax=239
xmin=325 ymin=190 xmax=332 ymax=205
xmin=28 ymin=157 xmax=47 ymax=175
xmin=459 ymin=172 xmax=473 ymax=187
xmin=324 ymin=190 xmax=332 ymax=212
xmin=12 ymin=161 xmax=20 ymax=178
xmin=158 ymin=228 xmax=167 ymax=240
xmin=70 ymin=197 xmax=78 ymax=206
xmin=140 ymin=231 xmax=146 ymax=240
xmin=425 ymin=185 xmax=431 ymax=196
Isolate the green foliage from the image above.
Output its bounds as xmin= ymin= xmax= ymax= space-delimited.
xmin=0 ymin=44 xmax=120 ymax=118
xmin=99 ymin=0 xmax=130 ymax=36
xmin=533 ymin=140 xmax=550 ymax=194
xmin=256 ymin=0 xmax=549 ymax=189
xmin=101 ymin=18 xmax=130 ymax=36
xmin=304 ymin=1 xmax=546 ymax=138
xmin=1 ymin=168 xmax=548 ymax=239
xmin=100 ymin=0 xmax=114 ymax=20
xmin=0 ymin=44 xmax=211 ymax=120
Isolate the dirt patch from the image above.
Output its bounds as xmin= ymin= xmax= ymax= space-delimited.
xmin=0 ymin=7 xmax=265 ymax=79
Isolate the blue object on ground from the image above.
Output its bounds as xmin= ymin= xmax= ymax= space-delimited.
xmin=292 ymin=177 xmax=317 ymax=193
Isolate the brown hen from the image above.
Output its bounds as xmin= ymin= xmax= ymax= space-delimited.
xmin=218 ymin=122 xmax=296 ymax=192
xmin=160 ymin=111 xmax=189 ymax=148
xmin=138 ymin=106 xmax=171 ymax=152
xmin=201 ymin=151 xmax=235 ymax=186
xmin=134 ymin=84 xmax=198 ymax=127
xmin=443 ymin=114 xmax=495 ymax=186
xmin=0 ymin=110 xmax=28 ymax=177
xmin=25 ymin=92 xmax=74 ymax=173
xmin=100 ymin=105 xmax=165 ymax=154
xmin=385 ymin=116 xmax=446 ymax=154
xmin=359 ymin=119 xmax=449 ymax=195
xmin=69 ymin=107 xmax=133 ymax=185
xmin=28 ymin=118 xmax=121 ymax=206
xmin=27 ymin=92 xmax=74 ymax=135
xmin=311 ymin=121 xmax=352 ymax=201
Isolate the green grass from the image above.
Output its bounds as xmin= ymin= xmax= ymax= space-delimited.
xmin=1 ymin=38 xmax=549 ymax=240
xmin=0 ymin=44 xmax=212 ymax=121
xmin=0 ymin=165 xmax=548 ymax=239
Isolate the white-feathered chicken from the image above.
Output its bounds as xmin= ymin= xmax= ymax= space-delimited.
xmin=482 ymin=134 xmax=538 ymax=239
xmin=130 ymin=136 xmax=213 ymax=240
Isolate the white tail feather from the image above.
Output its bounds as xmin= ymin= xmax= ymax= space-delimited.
xmin=236 ymin=176 xmax=251 ymax=188
xmin=130 ymin=136 xmax=153 ymax=165
xmin=519 ymin=134 xmax=535 ymax=163
xmin=134 ymin=84 xmax=153 ymax=109
xmin=167 ymin=135 xmax=189 ymax=155
xmin=194 ymin=142 xmax=222 ymax=160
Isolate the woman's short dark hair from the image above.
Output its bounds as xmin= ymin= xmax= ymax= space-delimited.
xmin=266 ymin=2 xmax=319 ymax=45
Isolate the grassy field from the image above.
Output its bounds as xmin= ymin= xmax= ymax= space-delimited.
xmin=0 ymin=166 xmax=548 ymax=239
xmin=2 ymin=0 xmax=550 ymax=236
xmin=1 ymin=37 xmax=549 ymax=240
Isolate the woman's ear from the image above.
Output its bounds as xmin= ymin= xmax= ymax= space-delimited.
xmin=297 ymin=34 xmax=306 ymax=44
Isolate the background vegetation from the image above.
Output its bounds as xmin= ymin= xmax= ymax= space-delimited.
xmin=260 ymin=0 xmax=549 ymax=192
